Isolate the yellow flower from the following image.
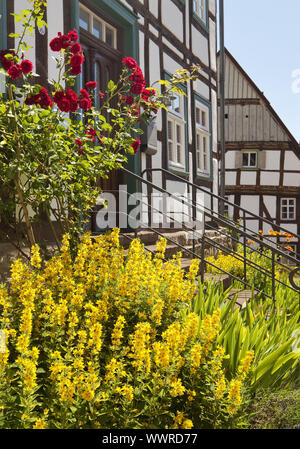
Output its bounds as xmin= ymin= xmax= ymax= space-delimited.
xmin=237 ymin=350 xmax=254 ymax=380
xmin=33 ymin=418 xmax=46 ymax=429
xmin=215 ymin=374 xmax=226 ymax=400
xmin=111 ymin=315 xmax=126 ymax=346
xmin=169 ymin=378 xmax=185 ymax=397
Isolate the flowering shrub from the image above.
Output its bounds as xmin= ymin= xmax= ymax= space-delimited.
xmin=0 ymin=1 xmax=198 ymax=256
xmin=0 ymin=230 xmax=253 ymax=429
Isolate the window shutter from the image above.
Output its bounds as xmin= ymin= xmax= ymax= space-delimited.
xmin=235 ymin=151 xmax=243 ymax=168
xmin=258 ymin=151 xmax=266 ymax=170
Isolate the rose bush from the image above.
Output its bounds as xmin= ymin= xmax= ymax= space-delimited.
xmin=0 ymin=1 xmax=198 ymax=257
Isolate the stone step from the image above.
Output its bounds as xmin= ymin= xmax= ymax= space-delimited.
xmin=227 ymin=289 xmax=258 ymax=309
xmin=203 ymin=273 xmax=232 ymax=291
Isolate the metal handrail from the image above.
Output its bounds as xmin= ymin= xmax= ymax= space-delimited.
xmin=123 ymin=167 xmax=299 ymax=266
xmin=142 ymin=167 xmax=300 ymax=246
xmin=93 ymin=168 xmax=300 ymax=305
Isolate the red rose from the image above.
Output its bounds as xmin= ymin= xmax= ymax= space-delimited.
xmin=39 ymin=93 xmax=53 ymax=108
xmin=20 ymin=59 xmax=33 ymax=74
xmin=61 ymin=34 xmax=71 ymax=49
xmin=70 ymin=100 xmax=79 ymax=112
xmin=80 ymin=88 xmax=90 ymax=99
xmin=57 ymin=97 xmax=71 ymax=113
xmin=78 ymin=148 xmax=83 ymax=155
xmin=85 ymin=81 xmax=98 ymax=89
xmin=70 ymin=43 xmax=82 ymax=54
xmin=79 ymin=98 xmax=92 ymax=110
xmin=124 ymin=96 xmax=134 ymax=106
xmin=99 ymin=91 xmax=104 ymax=99
xmin=53 ymin=91 xmax=65 ymax=103
xmin=75 ymin=139 xmax=83 ymax=146
xmin=86 ymin=126 xmax=97 ymax=142
xmin=25 ymin=94 xmax=39 ymax=106
xmin=70 ymin=54 xmax=84 ymax=67
xmin=131 ymin=139 xmax=141 ymax=154
xmin=130 ymin=67 xmax=145 ymax=83
xmin=68 ymin=29 xmax=79 ymax=42
xmin=122 ymin=57 xmax=138 ymax=70
xmin=130 ymin=83 xmax=144 ymax=95
xmin=7 ymin=64 xmax=22 ymax=80
xmin=49 ymin=37 xmax=63 ymax=52
xmin=66 ymin=89 xmax=78 ymax=102
xmin=141 ymin=88 xmax=156 ymax=101
xmin=70 ymin=65 xmax=82 ymax=75
xmin=1 ymin=58 xmax=13 ymax=71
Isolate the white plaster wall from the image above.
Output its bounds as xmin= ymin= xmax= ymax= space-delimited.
xmin=225 ymin=151 xmax=236 ymax=169
xmin=209 ymin=0 xmax=217 ymax=15
xmin=263 ymin=196 xmax=277 ymax=218
xmin=240 ymin=171 xmax=257 ymax=185
xmin=283 ymin=173 xmax=300 ymax=186
xmin=192 ymin=26 xmax=209 ymax=65
xmin=265 ymin=151 xmax=280 ymax=170
xmin=47 ymin=0 xmax=64 ymax=83
xmin=261 ymin=172 xmax=280 ymax=186
xmin=149 ymin=0 xmax=159 ymax=18
xmin=162 ymin=36 xmax=184 ymax=59
xmin=139 ymin=30 xmax=145 ymax=75
xmin=161 ymin=1 xmax=183 ymax=42
xmin=225 ymin=172 xmax=236 ymax=185
xmin=278 ymin=224 xmax=298 ymax=235
xmin=163 ymin=53 xmax=183 ymax=77
xmin=284 ymin=151 xmax=300 ymax=171
xmin=209 ymin=19 xmax=217 ymax=73
xmin=240 ymin=195 xmax=259 ymax=216
xmin=193 ymin=79 xmax=210 ymax=101
xmin=211 ymin=89 xmax=218 ymax=153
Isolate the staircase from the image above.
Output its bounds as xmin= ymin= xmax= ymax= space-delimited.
xmin=92 ymin=166 xmax=300 ymax=309
xmin=119 ymin=229 xmax=259 ymax=309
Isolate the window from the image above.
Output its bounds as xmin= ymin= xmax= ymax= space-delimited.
xmin=281 ymin=198 xmax=296 ymax=221
xmin=195 ymin=101 xmax=210 ymax=175
xmin=242 ymin=151 xmax=257 ymax=168
xmin=167 ymin=92 xmax=186 ymax=170
xmin=193 ymin=0 xmax=206 ymax=23
xmin=79 ymin=4 xmax=117 ymax=48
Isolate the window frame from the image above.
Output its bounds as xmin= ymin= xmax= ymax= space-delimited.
xmin=193 ymin=93 xmax=212 ymax=180
xmin=280 ymin=198 xmax=296 ymax=221
xmin=79 ymin=3 xmax=117 ymax=49
xmin=165 ymin=75 xmax=188 ymax=174
xmin=241 ymin=150 xmax=258 ymax=170
xmin=192 ymin=0 xmax=208 ymax=29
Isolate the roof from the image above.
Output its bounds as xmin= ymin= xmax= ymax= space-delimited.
xmin=217 ymin=48 xmax=300 ymax=153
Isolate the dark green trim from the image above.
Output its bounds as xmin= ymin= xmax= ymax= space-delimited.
xmin=0 ymin=0 xmax=7 ymax=50
xmin=164 ymin=71 xmax=189 ymax=176
xmin=193 ymin=92 xmax=213 ymax=182
xmin=74 ymin=1 xmax=140 ymax=183
xmin=192 ymin=0 xmax=209 ymax=32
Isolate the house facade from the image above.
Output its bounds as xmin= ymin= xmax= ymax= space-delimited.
xmin=0 ymin=0 xmax=218 ymax=233
xmin=217 ymin=49 xmax=300 ymax=256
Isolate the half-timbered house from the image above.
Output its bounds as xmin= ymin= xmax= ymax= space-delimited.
xmin=0 ymin=0 xmax=219 ymax=234
xmin=217 ymin=49 xmax=300 ymax=256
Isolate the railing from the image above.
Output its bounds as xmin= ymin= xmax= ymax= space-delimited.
xmin=91 ymin=166 xmax=300 ymax=306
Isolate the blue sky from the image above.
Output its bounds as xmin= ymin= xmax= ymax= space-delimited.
xmin=222 ymin=0 xmax=300 ymax=142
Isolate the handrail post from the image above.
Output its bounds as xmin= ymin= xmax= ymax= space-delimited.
xmin=272 ymin=251 xmax=276 ymax=305
xmin=243 ymin=211 xmax=247 ymax=285
xmin=200 ymin=233 xmax=205 ymax=284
